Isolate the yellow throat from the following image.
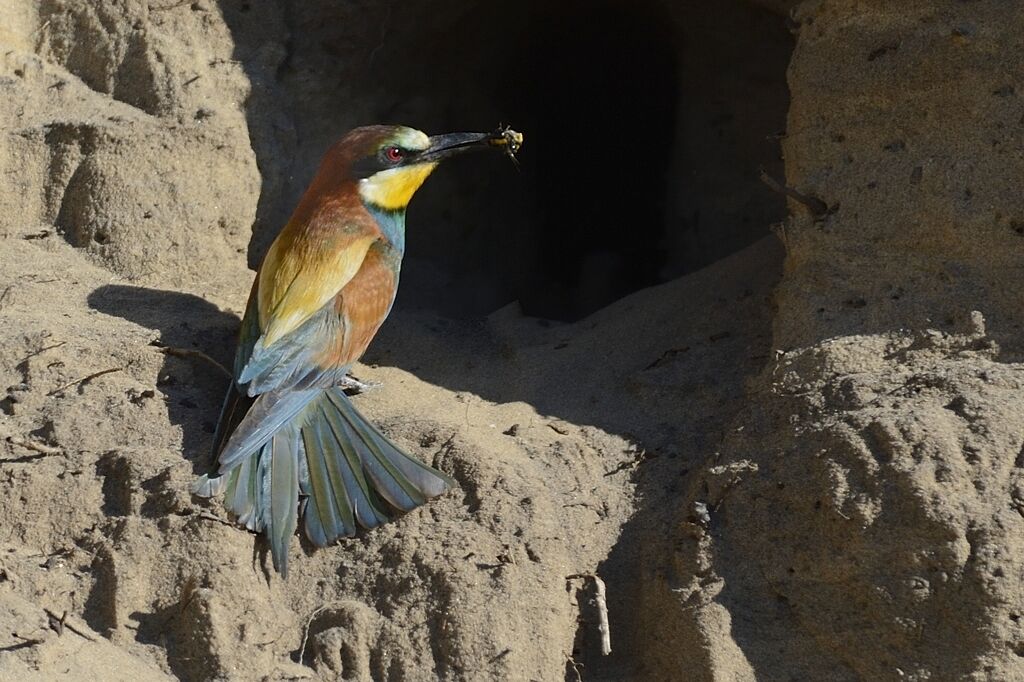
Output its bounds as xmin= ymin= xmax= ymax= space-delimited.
xmin=358 ymin=163 xmax=439 ymax=210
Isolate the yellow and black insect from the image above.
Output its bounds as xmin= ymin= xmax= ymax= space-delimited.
xmin=489 ymin=125 xmax=524 ymax=166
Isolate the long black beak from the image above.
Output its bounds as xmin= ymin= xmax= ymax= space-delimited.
xmin=419 ymin=128 xmax=523 ymax=163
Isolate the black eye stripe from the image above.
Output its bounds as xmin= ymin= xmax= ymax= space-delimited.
xmin=351 ymin=145 xmax=423 ymax=179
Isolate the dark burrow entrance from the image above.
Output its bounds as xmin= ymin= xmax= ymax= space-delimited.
xmin=259 ymin=0 xmax=794 ymax=321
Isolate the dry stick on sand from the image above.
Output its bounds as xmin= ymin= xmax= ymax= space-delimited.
xmin=6 ymin=436 xmax=62 ymax=456
xmin=759 ymin=168 xmax=830 ymax=219
xmin=566 ymin=573 xmax=611 ymax=656
xmin=153 ymin=344 xmax=231 ymax=377
xmin=2 ymin=634 xmax=45 ymax=652
xmin=149 ymin=0 xmax=192 ymax=10
xmin=43 ymin=608 xmax=96 ymax=641
xmin=298 ymin=605 xmax=331 ymax=664
xmin=21 ymin=341 xmax=67 ymax=362
xmin=566 ymin=655 xmax=584 ymax=682
xmin=47 ymin=367 xmax=123 ymax=396
xmin=194 ymin=511 xmax=238 ymax=530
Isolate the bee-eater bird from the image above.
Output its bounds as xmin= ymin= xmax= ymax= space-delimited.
xmin=193 ymin=125 xmax=522 ymax=576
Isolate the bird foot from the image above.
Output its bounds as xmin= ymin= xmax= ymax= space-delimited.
xmin=340 ymin=374 xmax=382 ymax=394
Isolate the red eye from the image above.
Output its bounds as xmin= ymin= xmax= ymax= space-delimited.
xmin=384 ymin=146 xmax=403 ymax=163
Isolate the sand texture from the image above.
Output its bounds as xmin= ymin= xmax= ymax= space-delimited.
xmin=2 ymin=0 xmax=1023 ymax=680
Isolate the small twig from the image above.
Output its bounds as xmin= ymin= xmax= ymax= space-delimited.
xmin=644 ymin=346 xmax=690 ymax=370
xmin=6 ymin=436 xmax=63 ymax=456
xmin=43 ymin=608 xmax=96 ymax=641
xmin=153 ymin=344 xmax=230 ymax=377
xmin=48 ymin=367 xmax=123 ymax=396
xmin=20 ymin=341 xmax=66 ymax=362
xmin=149 ymin=0 xmax=192 ymax=10
xmin=154 ymin=346 xmax=229 ymax=376
xmin=431 ymin=432 xmax=457 ymax=463
xmin=0 ymin=286 xmax=13 ymax=309
xmin=194 ymin=511 xmax=238 ymax=529
xmin=548 ymin=422 xmax=570 ymax=435
xmin=759 ymin=168 xmax=830 ymax=218
xmin=1 ymin=633 xmax=45 ymax=652
xmin=0 ymin=453 xmax=49 ymax=464
xmin=603 ymin=449 xmax=648 ymax=477
xmin=566 ymin=574 xmax=611 ymax=656
xmin=566 ymin=655 xmax=584 ymax=682
xmin=30 ymin=19 xmax=52 ymax=54
xmin=29 ymin=19 xmax=51 ymax=38
xmin=298 ymin=605 xmax=329 ymax=664
xmin=48 ymin=609 xmax=67 ymax=636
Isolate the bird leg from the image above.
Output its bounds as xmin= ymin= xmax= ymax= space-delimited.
xmin=339 ymin=373 xmax=382 ymax=394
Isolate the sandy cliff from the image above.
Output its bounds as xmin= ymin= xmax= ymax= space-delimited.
xmin=1 ymin=1 xmax=1022 ymax=680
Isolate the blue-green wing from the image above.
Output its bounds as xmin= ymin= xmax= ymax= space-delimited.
xmin=233 ymin=282 xmax=263 ymax=384
xmin=210 ymin=283 xmax=263 ymax=461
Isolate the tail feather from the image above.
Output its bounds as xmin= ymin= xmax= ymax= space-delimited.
xmin=217 ymin=388 xmax=319 ymax=471
xmin=229 ymin=451 xmax=255 ymax=529
xmin=301 ymin=415 xmax=359 ymax=544
xmin=316 ymin=402 xmax=392 ymax=529
xmin=327 ymin=389 xmax=453 ymax=499
xmin=210 ymin=383 xmax=255 ymax=462
xmin=326 ymin=390 xmax=422 ymax=510
xmin=268 ymin=427 xmax=300 ymax=576
xmin=194 ymin=387 xmax=454 ymax=575
xmin=222 ymin=444 xmax=266 ymax=531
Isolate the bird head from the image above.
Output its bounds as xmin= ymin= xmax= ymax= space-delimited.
xmin=331 ymin=125 xmax=518 ymax=211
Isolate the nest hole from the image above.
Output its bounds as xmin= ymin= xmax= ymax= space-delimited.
xmin=269 ymin=0 xmax=794 ymax=321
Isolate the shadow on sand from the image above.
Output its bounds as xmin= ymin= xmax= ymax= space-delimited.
xmin=87 ymin=284 xmax=240 ymax=473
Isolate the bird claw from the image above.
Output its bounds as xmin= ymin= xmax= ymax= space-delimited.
xmin=339 ymin=374 xmax=382 ymax=394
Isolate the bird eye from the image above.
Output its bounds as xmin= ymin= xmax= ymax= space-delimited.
xmin=384 ymin=146 xmax=403 ymax=163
